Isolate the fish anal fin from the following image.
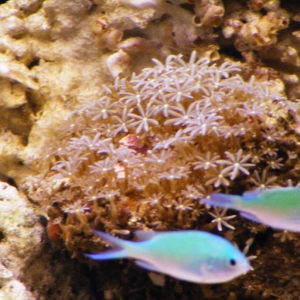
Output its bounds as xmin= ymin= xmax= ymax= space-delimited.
xmin=135 ymin=260 xmax=159 ymax=273
xmin=240 ymin=212 xmax=261 ymax=223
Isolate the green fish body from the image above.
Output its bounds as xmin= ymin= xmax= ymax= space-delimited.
xmin=85 ymin=230 xmax=250 ymax=284
xmin=205 ymin=187 xmax=300 ymax=232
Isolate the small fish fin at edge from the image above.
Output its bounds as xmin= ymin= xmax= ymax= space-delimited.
xmin=93 ymin=230 xmax=128 ymax=248
xmin=204 ymin=193 xmax=241 ymax=208
xmin=242 ymin=189 xmax=265 ymax=199
xmin=203 ymin=199 xmax=227 ymax=208
xmin=210 ymin=193 xmax=241 ymax=203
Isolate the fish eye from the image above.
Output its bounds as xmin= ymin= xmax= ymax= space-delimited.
xmin=229 ymin=259 xmax=236 ymax=267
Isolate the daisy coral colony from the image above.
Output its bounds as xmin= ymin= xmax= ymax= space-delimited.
xmin=23 ymin=50 xmax=296 ymax=256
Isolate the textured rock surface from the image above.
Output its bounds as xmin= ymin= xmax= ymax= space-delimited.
xmin=0 ymin=183 xmax=40 ymax=300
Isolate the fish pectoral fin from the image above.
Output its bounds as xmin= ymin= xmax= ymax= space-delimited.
xmin=240 ymin=212 xmax=262 ymax=223
xmin=135 ymin=260 xmax=159 ymax=273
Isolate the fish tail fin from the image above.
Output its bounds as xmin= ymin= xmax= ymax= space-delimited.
xmin=85 ymin=249 xmax=127 ymax=260
xmin=85 ymin=231 xmax=130 ymax=261
xmin=203 ymin=193 xmax=242 ymax=209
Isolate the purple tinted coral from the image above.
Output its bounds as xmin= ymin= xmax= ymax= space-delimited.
xmin=217 ymin=150 xmax=254 ymax=180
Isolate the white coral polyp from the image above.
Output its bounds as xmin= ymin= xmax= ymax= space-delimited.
xmin=120 ymin=0 xmax=159 ymax=9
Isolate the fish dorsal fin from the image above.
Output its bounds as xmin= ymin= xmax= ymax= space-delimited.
xmin=242 ymin=187 xmax=294 ymax=200
xmin=135 ymin=230 xmax=157 ymax=241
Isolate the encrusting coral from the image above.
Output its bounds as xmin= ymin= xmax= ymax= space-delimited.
xmin=23 ymin=50 xmax=299 ymax=260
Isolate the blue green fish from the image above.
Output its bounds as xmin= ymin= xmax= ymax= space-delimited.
xmin=205 ymin=187 xmax=300 ymax=232
xmin=85 ymin=230 xmax=250 ymax=284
